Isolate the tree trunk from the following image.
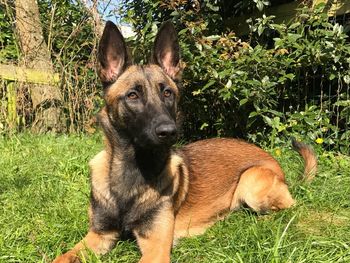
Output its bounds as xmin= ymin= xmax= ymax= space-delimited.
xmin=15 ymin=0 xmax=62 ymax=132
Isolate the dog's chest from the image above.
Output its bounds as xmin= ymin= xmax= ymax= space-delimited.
xmin=90 ymin=167 xmax=173 ymax=234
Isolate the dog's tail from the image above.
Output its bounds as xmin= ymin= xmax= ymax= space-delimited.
xmin=292 ymin=139 xmax=317 ymax=182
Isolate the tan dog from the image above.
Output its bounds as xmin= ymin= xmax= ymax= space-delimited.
xmin=53 ymin=21 xmax=317 ymax=263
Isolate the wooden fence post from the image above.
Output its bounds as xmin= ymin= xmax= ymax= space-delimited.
xmin=0 ymin=64 xmax=60 ymax=132
xmin=6 ymin=82 xmax=17 ymax=130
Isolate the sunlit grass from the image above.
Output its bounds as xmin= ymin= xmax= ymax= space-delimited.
xmin=0 ymin=134 xmax=349 ymax=262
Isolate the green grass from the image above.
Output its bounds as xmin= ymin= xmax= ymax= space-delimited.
xmin=0 ymin=134 xmax=349 ymax=263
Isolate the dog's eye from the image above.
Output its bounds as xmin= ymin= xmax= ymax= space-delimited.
xmin=163 ymin=88 xmax=172 ymax=98
xmin=127 ymin=91 xmax=138 ymax=100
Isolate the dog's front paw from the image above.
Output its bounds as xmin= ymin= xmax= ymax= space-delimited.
xmin=52 ymin=252 xmax=80 ymax=263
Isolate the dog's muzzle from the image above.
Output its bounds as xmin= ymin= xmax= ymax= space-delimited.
xmin=155 ymin=123 xmax=177 ymax=140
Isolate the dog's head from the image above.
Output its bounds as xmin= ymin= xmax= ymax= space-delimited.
xmin=97 ymin=21 xmax=181 ymax=149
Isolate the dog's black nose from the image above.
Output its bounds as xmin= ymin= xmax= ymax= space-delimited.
xmin=155 ymin=123 xmax=177 ymax=139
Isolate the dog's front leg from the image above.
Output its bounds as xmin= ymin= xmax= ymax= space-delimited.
xmin=53 ymin=230 xmax=119 ymax=263
xmin=134 ymin=204 xmax=175 ymax=263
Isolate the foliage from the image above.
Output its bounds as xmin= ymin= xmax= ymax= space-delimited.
xmin=0 ymin=3 xmax=18 ymax=62
xmin=36 ymin=0 xmax=103 ymax=132
xmin=0 ymin=0 xmax=349 ymax=153
xmin=121 ymin=1 xmax=350 ymax=153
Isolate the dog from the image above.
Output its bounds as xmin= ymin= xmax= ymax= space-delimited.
xmin=53 ymin=21 xmax=317 ymax=263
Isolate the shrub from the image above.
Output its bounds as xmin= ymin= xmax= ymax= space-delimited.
xmin=1 ymin=0 xmax=349 ymax=154
xmin=120 ymin=1 xmax=350 ymax=153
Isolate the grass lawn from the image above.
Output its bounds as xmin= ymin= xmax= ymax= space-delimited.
xmin=0 ymin=133 xmax=349 ymax=263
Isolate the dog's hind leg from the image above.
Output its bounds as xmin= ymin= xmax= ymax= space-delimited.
xmin=230 ymin=166 xmax=295 ymax=213
xmin=52 ymin=230 xmax=119 ymax=263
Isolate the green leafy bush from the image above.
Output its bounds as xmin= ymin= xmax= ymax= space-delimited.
xmin=121 ymin=1 xmax=350 ymax=153
xmin=0 ymin=0 xmax=349 ymax=154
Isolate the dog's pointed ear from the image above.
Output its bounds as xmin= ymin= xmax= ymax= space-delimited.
xmin=153 ymin=21 xmax=181 ymax=80
xmin=98 ymin=21 xmax=129 ymax=86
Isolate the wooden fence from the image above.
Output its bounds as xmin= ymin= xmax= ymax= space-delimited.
xmin=0 ymin=64 xmax=59 ymax=130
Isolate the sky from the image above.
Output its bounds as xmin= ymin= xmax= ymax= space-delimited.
xmin=99 ymin=0 xmax=121 ymax=24
xmin=100 ymin=0 xmax=135 ymax=37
